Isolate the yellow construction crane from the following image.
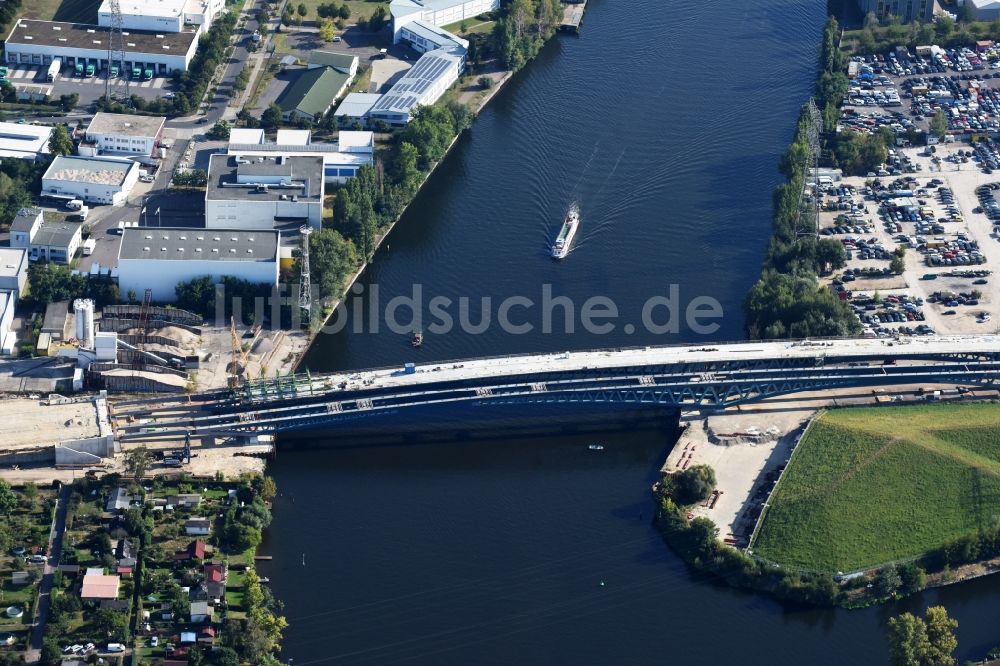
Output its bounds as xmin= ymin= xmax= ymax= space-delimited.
xmin=228 ymin=316 xmax=250 ymax=389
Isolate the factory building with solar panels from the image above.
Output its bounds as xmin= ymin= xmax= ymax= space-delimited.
xmin=367 ymin=46 xmax=466 ymax=126
xmin=326 ymin=0 xmax=481 ymax=127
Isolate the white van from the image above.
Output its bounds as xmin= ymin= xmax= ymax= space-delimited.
xmin=65 ymin=199 xmax=83 ymax=211
xmin=82 ymin=239 xmax=96 ymax=256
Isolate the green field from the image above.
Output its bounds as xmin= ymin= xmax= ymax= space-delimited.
xmin=753 ymin=403 xmax=1000 ymax=572
xmin=441 ymin=17 xmax=495 ymax=36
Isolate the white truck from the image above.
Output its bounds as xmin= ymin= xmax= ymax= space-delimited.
xmin=47 ymin=58 xmax=61 ymax=81
xmin=82 ymin=238 xmax=96 ymax=256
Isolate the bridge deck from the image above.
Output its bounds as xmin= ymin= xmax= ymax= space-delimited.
xmin=110 ymin=335 xmax=1000 ymax=441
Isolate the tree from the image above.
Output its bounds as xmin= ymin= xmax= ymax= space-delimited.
xmin=930 ymin=109 xmax=948 ymax=141
xmin=873 ymin=566 xmax=901 ymax=598
xmin=297 ymin=2 xmax=307 ymax=16
xmin=319 ymin=18 xmax=337 ymax=42
xmin=478 ymin=75 xmax=493 ymax=89
xmin=923 ymin=606 xmax=958 ymax=666
xmin=391 ymin=141 xmax=422 ymax=194
xmin=41 ymin=638 xmax=62 ymax=664
xmin=339 ymin=3 xmax=350 ymax=19
xmin=214 ymin=647 xmax=240 ymax=666
xmin=671 ymin=465 xmax=716 ymax=505
xmin=888 ymin=612 xmax=931 ymax=666
xmin=262 ymin=103 xmax=283 ymax=128
xmin=92 ymin=607 xmax=129 ymax=642
xmin=309 ymin=229 xmax=358 ymax=298
xmin=886 ymin=606 xmax=958 ymax=666
xmin=898 ymin=563 xmax=927 ymax=594
xmin=0 ymin=479 xmax=17 ymax=516
xmin=48 ymin=124 xmax=74 ymax=156
xmin=208 ymin=119 xmax=232 ymax=140
xmin=260 ymin=476 xmax=278 ymax=501
xmin=123 ymin=446 xmax=152 ymax=482
xmin=174 ymin=276 xmax=216 ymax=317
xmin=58 ymin=92 xmax=79 ymax=112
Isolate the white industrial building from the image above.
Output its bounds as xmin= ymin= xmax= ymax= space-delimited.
xmin=368 ymin=46 xmax=466 ymax=126
xmin=0 ymin=247 xmax=28 ymax=354
xmin=334 ymin=93 xmax=383 ymax=127
xmin=205 ymin=154 xmax=325 ymax=230
xmin=0 ymin=291 xmax=16 ymax=355
xmin=79 ymin=113 xmax=166 ymax=157
xmin=397 ymin=20 xmax=468 ymax=54
xmin=117 ymin=227 xmax=280 ymax=302
xmin=5 ymin=20 xmax=200 ymax=75
xmin=42 ymin=155 xmax=141 ymax=206
xmin=390 ymin=0 xmax=498 ymax=40
xmin=307 ymin=51 xmax=359 ymax=77
xmin=10 ymin=209 xmax=82 ymax=264
xmin=98 ymin=0 xmax=225 ymax=34
xmin=0 ymin=122 xmax=52 ymax=161
xmin=227 ymin=130 xmax=374 ymax=184
xmin=0 ymin=248 xmax=28 ymax=296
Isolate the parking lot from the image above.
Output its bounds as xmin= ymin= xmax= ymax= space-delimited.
xmin=3 ymin=64 xmax=175 ymax=106
xmin=817 ymin=142 xmax=1000 ymax=336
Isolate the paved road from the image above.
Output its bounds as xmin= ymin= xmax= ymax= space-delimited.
xmin=26 ymin=483 xmax=72 ymax=665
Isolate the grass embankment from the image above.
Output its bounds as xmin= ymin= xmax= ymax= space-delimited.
xmin=754 ymin=403 xmax=1000 ymax=572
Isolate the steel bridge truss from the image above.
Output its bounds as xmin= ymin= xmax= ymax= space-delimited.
xmin=115 ymin=352 xmax=1000 ymax=442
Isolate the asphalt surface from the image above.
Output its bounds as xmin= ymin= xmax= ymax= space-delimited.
xmin=26 ymin=484 xmax=71 ymax=663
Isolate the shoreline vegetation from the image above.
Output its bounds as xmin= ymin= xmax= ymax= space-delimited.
xmin=655 ymin=401 xmax=1000 ymax=609
xmin=298 ymin=0 xmax=564 ymax=342
xmin=743 ymin=17 xmax=862 ymax=340
xmin=657 ymin=14 xmax=1000 ymax=609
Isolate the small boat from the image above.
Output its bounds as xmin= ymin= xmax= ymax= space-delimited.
xmin=551 ymin=205 xmax=580 ymax=259
xmin=412 ymin=331 xmax=423 ymax=347
xmin=260 ymin=577 xmax=271 ymax=584
xmin=588 ymin=444 xmax=605 ymax=451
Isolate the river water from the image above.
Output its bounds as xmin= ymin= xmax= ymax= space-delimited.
xmin=259 ymin=0 xmax=1000 ymax=663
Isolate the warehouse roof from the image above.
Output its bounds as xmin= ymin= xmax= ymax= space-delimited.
xmin=119 ymin=227 xmax=279 ymax=262
xmin=10 ymin=208 xmax=42 ymax=234
xmin=338 ymin=130 xmax=374 ymax=153
xmin=229 ymin=128 xmax=265 ymax=144
xmin=308 ymin=50 xmax=358 ymax=72
xmin=276 ymin=67 xmax=350 ymax=118
xmin=0 ymin=122 xmax=52 ymax=160
xmin=399 ymin=20 xmax=468 ymax=51
xmin=0 ymin=248 xmax=27 ymax=280
xmin=86 ymin=112 xmax=165 ymax=138
xmin=390 ymin=0 xmax=472 ymax=16
xmin=5 ymin=19 xmax=197 ymax=56
xmin=206 ymin=154 xmax=323 ymax=202
xmin=276 ymin=129 xmax=311 ymax=145
xmin=43 ymin=155 xmax=137 ymax=187
xmin=100 ymin=0 xmax=186 ymax=19
xmin=334 ymin=93 xmax=383 ymax=119
xmin=32 ymin=220 xmax=81 ymax=249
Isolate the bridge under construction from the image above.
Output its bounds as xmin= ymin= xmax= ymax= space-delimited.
xmin=109 ymin=334 xmax=1000 ymax=445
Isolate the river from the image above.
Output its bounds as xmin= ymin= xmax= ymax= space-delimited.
xmin=258 ymin=0 xmax=1000 ymax=663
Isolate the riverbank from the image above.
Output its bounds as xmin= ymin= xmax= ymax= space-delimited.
xmin=293 ymin=11 xmax=557 ymax=370
xmin=292 ymin=65 xmax=518 ymax=370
